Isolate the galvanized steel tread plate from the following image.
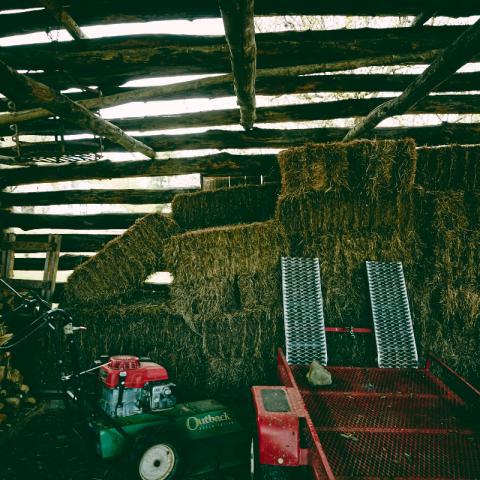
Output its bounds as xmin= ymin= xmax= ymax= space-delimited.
xmin=281 ymin=257 xmax=328 ymax=366
xmin=366 ymin=261 xmax=418 ymax=369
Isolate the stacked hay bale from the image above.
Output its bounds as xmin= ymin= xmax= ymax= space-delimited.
xmin=74 ymin=303 xmax=210 ymax=398
xmin=65 ymin=213 xmax=180 ymax=305
xmin=416 ymin=145 xmax=480 ymax=192
xmin=64 ymin=184 xmax=284 ymax=399
xmin=414 ymin=169 xmax=480 ymax=385
xmin=276 ymin=139 xmax=420 ymax=365
xmin=165 ymin=221 xmax=289 ymax=397
xmin=172 ymin=183 xmax=279 ymax=230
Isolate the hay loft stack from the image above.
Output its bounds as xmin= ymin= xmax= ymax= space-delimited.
xmin=56 ymin=137 xmax=480 ymax=394
xmin=1 ymin=2 xmax=480 ymax=400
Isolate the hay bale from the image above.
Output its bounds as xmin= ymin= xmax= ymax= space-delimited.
xmin=170 ymin=269 xmax=282 ymax=319
xmin=72 ymin=302 xmax=208 ymax=398
xmin=278 ymin=139 xmax=417 ymax=199
xmin=423 ymin=286 xmax=480 ymax=388
xmin=165 ymin=221 xmax=289 ymax=283
xmin=416 ymin=145 xmax=480 ymax=191
xmin=172 ymin=183 xmax=279 ymax=230
xmin=277 ymin=191 xmax=414 ymax=236
xmin=67 ymin=302 xmax=282 ymax=399
xmin=64 ymin=213 xmax=180 ymax=306
xmin=166 ymin=221 xmax=287 ymax=318
xmin=292 ymin=230 xmax=422 ymax=327
xmin=415 ymin=191 xmax=480 ymax=287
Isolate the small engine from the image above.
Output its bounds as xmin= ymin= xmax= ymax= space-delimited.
xmin=99 ymin=355 xmax=176 ymax=417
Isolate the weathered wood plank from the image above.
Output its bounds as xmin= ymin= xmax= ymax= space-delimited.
xmin=0 ymin=153 xmax=279 ymax=187
xmin=219 ymin=0 xmax=256 ymax=129
xmin=14 ymin=254 xmax=91 ymax=271
xmin=0 ymin=50 xmax=442 ymax=127
xmin=344 ymin=18 xmax=480 ymax=140
xmin=0 ymin=26 xmax=467 ymax=89
xmin=2 ymin=123 xmax=480 ymax=161
xmin=0 ymin=188 xmax=199 ymax=207
xmin=13 ymin=234 xmax=117 ymax=252
xmin=0 ymin=60 xmax=155 ymax=158
xmin=7 ymin=94 xmax=480 ymax=137
xmin=0 ymin=213 xmax=145 ymax=230
xmin=2 ymin=72 xmax=479 ymax=114
xmin=39 ymin=0 xmax=88 ymax=41
xmin=1 ymin=1 xmax=479 ymax=39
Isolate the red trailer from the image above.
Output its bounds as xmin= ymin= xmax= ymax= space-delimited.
xmin=252 ymin=348 xmax=480 ymax=479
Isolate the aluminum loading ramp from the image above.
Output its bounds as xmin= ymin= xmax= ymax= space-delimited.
xmin=366 ymin=261 xmax=418 ymax=368
xmin=281 ymin=257 xmax=327 ymax=366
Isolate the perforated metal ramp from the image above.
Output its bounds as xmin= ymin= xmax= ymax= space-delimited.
xmin=366 ymin=261 xmax=418 ymax=368
xmin=281 ymin=257 xmax=327 ymax=365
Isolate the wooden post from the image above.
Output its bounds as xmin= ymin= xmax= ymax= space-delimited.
xmin=39 ymin=0 xmax=87 ymax=41
xmin=0 ymin=60 xmax=155 ymax=159
xmin=344 ymin=18 xmax=480 ymax=141
xmin=41 ymin=234 xmax=61 ymax=302
xmin=219 ymin=0 xmax=257 ymax=130
xmin=0 ymin=233 xmax=15 ymax=279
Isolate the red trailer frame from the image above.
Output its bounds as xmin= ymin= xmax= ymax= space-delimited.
xmin=252 ymin=348 xmax=480 ymax=479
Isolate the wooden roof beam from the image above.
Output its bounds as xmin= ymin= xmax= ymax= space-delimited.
xmin=344 ymin=18 xmax=480 ymax=141
xmin=412 ymin=10 xmax=436 ymax=28
xmin=0 ymin=51 xmax=440 ymax=128
xmin=0 ymin=60 xmax=155 ymax=159
xmin=39 ymin=0 xmax=87 ymax=41
xmin=219 ymin=0 xmax=256 ymax=130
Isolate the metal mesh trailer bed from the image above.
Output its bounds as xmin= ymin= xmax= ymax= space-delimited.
xmin=253 ymin=350 xmax=480 ymax=479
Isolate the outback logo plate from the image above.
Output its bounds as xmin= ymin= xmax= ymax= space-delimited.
xmin=186 ymin=411 xmax=233 ymax=431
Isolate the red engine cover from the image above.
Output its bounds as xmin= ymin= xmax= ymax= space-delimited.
xmin=100 ymin=355 xmax=169 ymax=389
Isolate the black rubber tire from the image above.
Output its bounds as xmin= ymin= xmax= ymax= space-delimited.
xmin=131 ymin=431 xmax=180 ymax=480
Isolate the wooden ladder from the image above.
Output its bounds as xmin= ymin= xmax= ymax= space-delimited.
xmin=0 ymin=233 xmax=62 ymax=303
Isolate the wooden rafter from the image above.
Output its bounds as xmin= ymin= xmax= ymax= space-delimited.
xmin=1 ymin=25 xmax=467 ymax=86
xmin=2 ymin=71 xmax=478 ymax=111
xmin=39 ymin=0 xmax=87 ymax=40
xmin=2 ymin=123 xmax=479 ymax=161
xmin=0 ymin=51 xmax=441 ymax=128
xmin=0 ymin=60 xmax=155 ymax=159
xmin=344 ymin=18 xmax=480 ymax=141
xmin=219 ymin=0 xmax=256 ymax=129
xmin=3 ymin=1 xmax=480 ymax=39
xmin=412 ymin=11 xmax=436 ymax=28
xmin=4 ymin=94 xmax=480 ymax=138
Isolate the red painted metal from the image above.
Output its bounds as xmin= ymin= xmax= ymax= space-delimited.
xmin=252 ymin=386 xmax=307 ymax=467
xmin=100 ymin=355 xmax=169 ymax=388
xmin=427 ymin=352 xmax=480 ymax=400
xmin=256 ymin=349 xmax=480 ymax=479
xmin=325 ymin=327 xmax=373 ymax=334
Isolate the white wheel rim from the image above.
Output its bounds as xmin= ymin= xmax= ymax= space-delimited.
xmin=250 ymin=438 xmax=255 ymax=478
xmin=139 ymin=444 xmax=176 ymax=480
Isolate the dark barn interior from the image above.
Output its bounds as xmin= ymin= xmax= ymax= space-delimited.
xmin=0 ymin=1 xmax=479 ymax=479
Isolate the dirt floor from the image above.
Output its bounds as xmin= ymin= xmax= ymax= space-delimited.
xmin=0 ymin=406 xmax=251 ymax=480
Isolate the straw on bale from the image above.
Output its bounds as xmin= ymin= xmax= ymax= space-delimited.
xmin=278 ymin=139 xmax=417 ymax=199
xmin=417 ymin=191 xmax=480 ymax=287
xmin=277 ymin=191 xmax=414 ymax=237
xmin=67 ymin=302 xmax=282 ymax=399
xmin=165 ymin=221 xmax=288 ymax=318
xmin=172 ymin=183 xmax=279 ymax=230
xmin=290 ymin=230 xmax=422 ymax=327
xmin=64 ymin=213 xmax=180 ymax=306
xmin=165 ymin=220 xmax=288 ymax=283
xmin=422 ymin=286 xmax=480 ymax=387
xmin=416 ymin=145 xmax=480 ymax=191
